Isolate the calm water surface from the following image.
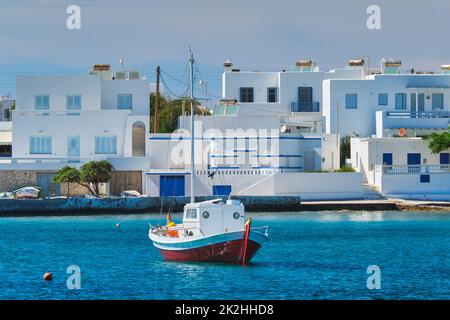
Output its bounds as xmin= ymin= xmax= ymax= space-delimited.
xmin=0 ymin=211 xmax=449 ymax=300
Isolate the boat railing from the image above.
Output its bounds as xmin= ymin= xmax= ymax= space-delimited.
xmin=251 ymin=225 xmax=269 ymax=237
xmin=149 ymin=223 xmax=203 ymax=237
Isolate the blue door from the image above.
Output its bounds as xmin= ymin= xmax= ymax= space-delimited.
xmin=160 ymin=176 xmax=185 ymax=197
xmin=382 ymin=153 xmax=393 ymax=165
xmin=440 ymin=153 xmax=450 ymax=165
xmin=212 ymin=185 xmax=232 ymax=196
xmin=37 ymin=173 xmax=61 ymax=197
xmin=407 ymin=153 xmax=421 ymax=173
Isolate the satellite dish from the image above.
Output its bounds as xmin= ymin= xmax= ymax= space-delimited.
xmin=280 ymin=125 xmax=287 ymax=133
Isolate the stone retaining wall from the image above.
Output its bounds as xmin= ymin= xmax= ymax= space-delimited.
xmin=0 ymin=196 xmax=304 ymax=215
xmin=0 ymin=170 xmax=37 ymax=192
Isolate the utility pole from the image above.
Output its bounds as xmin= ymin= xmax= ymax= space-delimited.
xmin=154 ymin=66 xmax=160 ymax=133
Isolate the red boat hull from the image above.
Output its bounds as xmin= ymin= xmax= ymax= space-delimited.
xmin=158 ymin=239 xmax=261 ymax=263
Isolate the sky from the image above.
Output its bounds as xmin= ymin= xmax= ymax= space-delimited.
xmin=1 ymin=0 xmax=450 ymax=99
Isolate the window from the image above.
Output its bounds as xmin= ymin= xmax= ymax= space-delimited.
xmin=4 ymin=108 xmax=10 ymax=120
xmin=117 ymin=94 xmax=133 ymax=110
xmin=239 ymin=87 xmax=254 ymax=103
xmin=432 ymin=93 xmax=444 ymax=110
xmin=395 ymin=93 xmax=407 ymax=110
xmin=202 ymin=211 xmax=210 ymax=219
xmin=345 ymin=94 xmax=358 ymax=109
xmin=267 ymin=87 xmax=278 ymax=103
xmin=378 ymin=93 xmax=388 ymax=106
xmin=440 ymin=153 xmax=450 ymax=165
xmin=35 ymin=95 xmax=49 ymax=110
xmin=67 ymin=95 xmax=81 ymax=110
xmin=95 ymin=136 xmax=117 ymax=154
xmin=420 ymin=175 xmax=430 ymax=183
xmin=30 ymin=136 xmax=52 ymax=154
xmin=186 ymin=209 xmax=197 ymax=220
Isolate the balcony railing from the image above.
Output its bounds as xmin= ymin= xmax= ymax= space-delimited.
xmin=291 ymin=102 xmax=320 ymax=113
xmin=385 ymin=111 xmax=450 ymax=119
xmin=377 ymin=164 xmax=450 ymax=175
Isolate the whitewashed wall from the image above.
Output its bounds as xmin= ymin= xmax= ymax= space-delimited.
xmin=324 ymin=74 xmax=450 ymax=138
xmin=16 ymin=75 xmax=102 ymax=111
xmin=378 ymin=173 xmax=450 ymax=200
xmin=12 ymin=111 xmax=148 ymax=158
xmin=145 ymin=171 xmax=363 ymax=200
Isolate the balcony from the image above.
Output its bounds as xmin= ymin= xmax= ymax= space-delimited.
xmin=376 ymin=110 xmax=450 ymax=138
xmin=291 ymin=102 xmax=320 ymax=113
xmin=384 ymin=111 xmax=450 ymax=119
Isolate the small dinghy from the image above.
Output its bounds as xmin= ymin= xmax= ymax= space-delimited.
xmin=13 ymin=187 xmax=41 ymax=199
xmin=121 ymin=190 xmax=143 ymax=198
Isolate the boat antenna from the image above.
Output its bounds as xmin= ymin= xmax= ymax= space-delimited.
xmin=189 ymin=48 xmax=195 ymax=204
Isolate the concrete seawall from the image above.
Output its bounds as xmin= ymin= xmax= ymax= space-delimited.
xmin=2 ymin=196 xmax=447 ymax=217
xmin=0 ymin=196 xmax=305 ymax=216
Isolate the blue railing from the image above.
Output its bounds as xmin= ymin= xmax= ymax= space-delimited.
xmin=291 ymin=102 xmax=320 ymax=112
xmin=380 ymin=164 xmax=450 ymax=175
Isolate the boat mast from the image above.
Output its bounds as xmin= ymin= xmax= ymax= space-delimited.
xmin=189 ymin=49 xmax=195 ymax=204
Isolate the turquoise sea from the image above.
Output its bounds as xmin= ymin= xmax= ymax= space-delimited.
xmin=0 ymin=211 xmax=449 ymax=300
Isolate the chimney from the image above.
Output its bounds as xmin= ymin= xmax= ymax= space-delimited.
xmin=223 ymin=59 xmax=233 ymax=72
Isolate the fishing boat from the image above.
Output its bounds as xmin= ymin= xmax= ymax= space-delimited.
xmin=148 ymin=51 xmax=269 ymax=264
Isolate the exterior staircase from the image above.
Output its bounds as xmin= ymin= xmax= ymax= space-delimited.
xmin=363 ymin=184 xmax=385 ymax=200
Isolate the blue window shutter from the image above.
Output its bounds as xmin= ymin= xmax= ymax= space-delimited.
xmin=345 ymin=94 xmax=357 ymax=109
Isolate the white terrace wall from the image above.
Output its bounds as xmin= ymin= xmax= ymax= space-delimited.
xmin=146 ymin=172 xmax=363 ymax=200
xmin=271 ymin=172 xmax=363 ymax=200
xmin=377 ymin=172 xmax=450 ymax=201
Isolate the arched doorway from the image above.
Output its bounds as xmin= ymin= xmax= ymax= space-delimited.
xmin=132 ymin=121 xmax=146 ymax=156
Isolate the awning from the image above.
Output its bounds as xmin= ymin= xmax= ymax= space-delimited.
xmin=406 ymin=86 xmax=450 ymax=89
xmin=0 ymin=131 xmax=12 ymax=144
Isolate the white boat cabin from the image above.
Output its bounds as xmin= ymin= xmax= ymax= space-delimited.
xmin=181 ymin=199 xmax=245 ymax=237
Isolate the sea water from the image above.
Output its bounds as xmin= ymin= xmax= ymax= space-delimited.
xmin=0 ymin=211 xmax=449 ymax=300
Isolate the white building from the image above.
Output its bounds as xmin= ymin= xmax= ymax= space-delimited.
xmin=351 ymin=137 xmax=449 ymax=200
xmin=13 ymin=65 xmax=150 ymax=159
xmin=323 ymin=62 xmax=450 ymax=138
xmin=3 ymin=57 xmax=448 ymax=201
xmin=143 ymin=60 xmax=365 ymax=200
xmin=2 ymin=64 xmax=152 ymax=195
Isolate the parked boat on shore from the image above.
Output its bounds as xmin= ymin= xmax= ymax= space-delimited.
xmin=13 ymin=187 xmax=41 ymax=199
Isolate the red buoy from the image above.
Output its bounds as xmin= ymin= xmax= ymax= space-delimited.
xmin=43 ymin=272 xmax=52 ymax=281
